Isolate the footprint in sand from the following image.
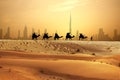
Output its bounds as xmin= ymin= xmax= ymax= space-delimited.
xmin=0 ymin=66 xmax=2 ymax=68
xmin=118 ymin=63 xmax=120 ymax=67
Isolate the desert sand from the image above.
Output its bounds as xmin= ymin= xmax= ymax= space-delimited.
xmin=0 ymin=40 xmax=120 ymax=80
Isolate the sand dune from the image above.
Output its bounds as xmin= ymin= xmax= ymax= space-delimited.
xmin=0 ymin=40 xmax=120 ymax=54
xmin=0 ymin=40 xmax=120 ymax=80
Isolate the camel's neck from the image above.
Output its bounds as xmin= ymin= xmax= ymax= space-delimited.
xmin=37 ymin=35 xmax=40 ymax=37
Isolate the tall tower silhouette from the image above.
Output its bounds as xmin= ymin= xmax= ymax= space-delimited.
xmin=76 ymin=30 xmax=79 ymax=39
xmin=69 ymin=13 xmax=72 ymax=33
xmin=113 ymin=29 xmax=118 ymax=41
xmin=7 ymin=27 xmax=10 ymax=39
xmin=44 ymin=29 xmax=47 ymax=33
xmin=23 ymin=25 xmax=28 ymax=39
xmin=38 ymin=29 xmax=40 ymax=34
xmin=4 ymin=27 xmax=10 ymax=39
xmin=0 ymin=28 xmax=3 ymax=39
xmin=98 ymin=28 xmax=104 ymax=41
xmin=32 ymin=28 xmax=34 ymax=34
xmin=18 ymin=30 xmax=20 ymax=39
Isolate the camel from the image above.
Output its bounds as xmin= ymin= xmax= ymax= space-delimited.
xmin=43 ymin=33 xmax=52 ymax=40
xmin=54 ymin=33 xmax=63 ymax=40
xmin=79 ymin=33 xmax=87 ymax=40
xmin=32 ymin=33 xmax=40 ymax=40
xmin=66 ymin=33 xmax=75 ymax=40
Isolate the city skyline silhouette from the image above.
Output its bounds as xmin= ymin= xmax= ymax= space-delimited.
xmin=0 ymin=26 xmax=120 ymax=41
xmin=0 ymin=0 xmax=119 ymax=39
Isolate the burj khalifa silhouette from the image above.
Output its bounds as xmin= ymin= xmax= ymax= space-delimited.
xmin=69 ymin=12 xmax=72 ymax=34
xmin=65 ymin=13 xmax=75 ymax=40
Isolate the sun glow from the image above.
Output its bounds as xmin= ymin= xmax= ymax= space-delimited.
xmin=50 ymin=0 xmax=88 ymax=12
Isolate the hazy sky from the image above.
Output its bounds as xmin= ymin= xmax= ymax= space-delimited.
xmin=0 ymin=0 xmax=120 ymax=38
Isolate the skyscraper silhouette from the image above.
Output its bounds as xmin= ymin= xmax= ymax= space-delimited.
xmin=23 ymin=26 xmax=28 ymax=39
xmin=113 ymin=29 xmax=118 ymax=41
xmin=98 ymin=28 xmax=105 ymax=41
xmin=69 ymin=13 xmax=72 ymax=33
xmin=4 ymin=27 xmax=10 ymax=39
xmin=113 ymin=29 xmax=119 ymax=41
xmin=97 ymin=28 xmax=112 ymax=41
xmin=38 ymin=29 xmax=40 ymax=34
xmin=37 ymin=29 xmax=40 ymax=39
xmin=44 ymin=29 xmax=47 ymax=33
xmin=32 ymin=28 xmax=34 ymax=34
xmin=18 ymin=30 xmax=20 ymax=39
xmin=0 ymin=28 xmax=3 ymax=39
xmin=76 ymin=30 xmax=79 ymax=39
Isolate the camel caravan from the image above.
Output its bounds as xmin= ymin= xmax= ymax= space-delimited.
xmin=32 ymin=32 xmax=91 ymax=40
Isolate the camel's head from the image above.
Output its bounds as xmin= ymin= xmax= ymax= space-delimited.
xmin=38 ymin=34 xmax=40 ymax=36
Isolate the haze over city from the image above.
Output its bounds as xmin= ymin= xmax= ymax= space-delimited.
xmin=1 ymin=1 xmax=120 ymax=80
xmin=0 ymin=0 xmax=120 ymax=38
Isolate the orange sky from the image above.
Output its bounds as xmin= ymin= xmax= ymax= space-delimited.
xmin=0 ymin=0 xmax=120 ymax=38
